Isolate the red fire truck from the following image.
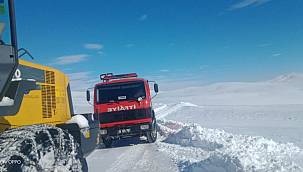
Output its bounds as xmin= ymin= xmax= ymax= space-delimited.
xmin=87 ymin=73 xmax=159 ymax=147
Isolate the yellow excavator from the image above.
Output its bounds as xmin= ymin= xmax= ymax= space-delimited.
xmin=0 ymin=0 xmax=99 ymax=171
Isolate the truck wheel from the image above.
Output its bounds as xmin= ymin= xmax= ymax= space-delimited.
xmin=103 ymin=137 xmax=113 ymax=148
xmin=0 ymin=125 xmax=85 ymax=172
xmin=146 ymin=118 xmax=157 ymax=143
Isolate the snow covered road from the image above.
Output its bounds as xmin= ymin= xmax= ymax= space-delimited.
xmin=87 ymin=104 xmax=179 ymax=172
xmin=83 ymin=75 xmax=303 ymax=172
xmin=86 ymin=102 xmax=303 ymax=172
xmin=87 ymin=137 xmax=177 ymax=172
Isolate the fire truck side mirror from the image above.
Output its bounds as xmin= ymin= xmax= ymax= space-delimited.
xmin=154 ymin=83 xmax=159 ymax=93
xmin=86 ymin=90 xmax=90 ymax=102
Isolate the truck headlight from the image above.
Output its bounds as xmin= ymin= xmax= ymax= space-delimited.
xmin=100 ymin=129 xmax=107 ymax=135
xmin=140 ymin=125 xmax=149 ymax=130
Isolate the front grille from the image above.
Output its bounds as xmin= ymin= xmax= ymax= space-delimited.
xmin=41 ymin=85 xmax=56 ymax=118
xmin=99 ymin=108 xmax=152 ymax=124
xmin=41 ymin=70 xmax=56 ymax=118
xmin=45 ymin=71 xmax=55 ymax=84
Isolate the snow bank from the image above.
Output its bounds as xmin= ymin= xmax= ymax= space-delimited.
xmin=157 ymin=120 xmax=303 ymax=172
xmin=0 ymin=97 xmax=14 ymax=106
xmin=157 ymin=120 xmax=185 ymax=137
xmin=180 ymin=153 xmax=244 ymax=172
xmin=66 ymin=115 xmax=89 ymax=128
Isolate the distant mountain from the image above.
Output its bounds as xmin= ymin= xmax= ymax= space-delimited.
xmin=72 ymin=73 xmax=303 ymax=113
xmin=269 ymin=73 xmax=303 ymax=85
xmin=156 ymin=73 xmax=303 ymax=106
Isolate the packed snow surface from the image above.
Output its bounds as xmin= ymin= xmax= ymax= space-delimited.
xmin=87 ymin=140 xmax=177 ymax=172
xmin=0 ymin=97 xmax=14 ymax=106
xmin=66 ymin=114 xmax=89 ymax=128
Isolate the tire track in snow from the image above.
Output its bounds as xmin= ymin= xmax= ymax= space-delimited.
xmin=87 ymin=139 xmax=177 ymax=172
xmin=154 ymin=104 xmax=168 ymax=113
xmin=106 ymin=144 xmax=145 ymax=172
xmin=155 ymin=102 xmax=199 ymax=119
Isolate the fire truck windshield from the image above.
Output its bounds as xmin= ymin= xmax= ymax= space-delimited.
xmin=96 ymin=81 xmax=146 ymax=104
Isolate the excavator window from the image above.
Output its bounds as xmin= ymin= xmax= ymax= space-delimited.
xmin=0 ymin=0 xmax=11 ymax=45
xmin=0 ymin=0 xmax=18 ymax=102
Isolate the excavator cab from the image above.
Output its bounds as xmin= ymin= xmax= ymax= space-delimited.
xmin=0 ymin=0 xmax=37 ymax=116
xmin=0 ymin=0 xmax=18 ymax=102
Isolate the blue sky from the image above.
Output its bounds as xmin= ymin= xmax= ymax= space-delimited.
xmin=14 ymin=0 xmax=303 ymax=88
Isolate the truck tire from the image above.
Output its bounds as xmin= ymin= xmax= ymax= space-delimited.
xmin=0 ymin=125 xmax=86 ymax=172
xmin=102 ymin=137 xmax=113 ymax=148
xmin=146 ymin=118 xmax=157 ymax=143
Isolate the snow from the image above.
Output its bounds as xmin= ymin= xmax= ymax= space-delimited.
xmin=157 ymin=120 xmax=303 ymax=172
xmin=87 ymin=138 xmax=178 ymax=172
xmin=71 ymin=91 xmax=93 ymax=114
xmin=154 ymin=103 xmax=303 ymax=148
xmin=269 ymin=73 xmax=303 ymax=84
xmin=156 ymin=102 xmax=198 ymax=119
xmin=156 ymin=74 xmax=303 ymax=106
xmin=79 ymin=73 xmax=303 ymax=172
xmin=0 ymin=125 xmax=81 ymax=172
xmin=157 ymin=82 xmax=303 ymax=105
xmin=66 ymin=114 xmax=89 ymax=128
xmin=38 ymin=150 xmax=56 ymax=171
xmin=0 ymin=97 xmax=14 ymax=106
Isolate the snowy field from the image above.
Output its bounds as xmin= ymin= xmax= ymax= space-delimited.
xmin=154 ymin=73 xmax=303 ymax=148
xmin=75 ymin=73 xmax=303 ymax=171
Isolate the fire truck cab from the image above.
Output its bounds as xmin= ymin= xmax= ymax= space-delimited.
xmin=88 ymin=73 xmax=159 ymax=147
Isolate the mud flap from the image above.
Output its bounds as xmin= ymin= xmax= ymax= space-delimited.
xmin=57 ymin=113 xmax=99 ymax=157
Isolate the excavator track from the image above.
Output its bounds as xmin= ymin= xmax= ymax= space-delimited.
xmin=0 ymin=125 xmax=86 ymax=172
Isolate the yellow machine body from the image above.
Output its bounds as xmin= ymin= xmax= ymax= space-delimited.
xmin=0 ymin=59 xmax=73 ymax=131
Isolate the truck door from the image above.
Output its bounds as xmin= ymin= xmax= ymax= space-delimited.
xmin=0 ymin=0 xmax=18 ymax=102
